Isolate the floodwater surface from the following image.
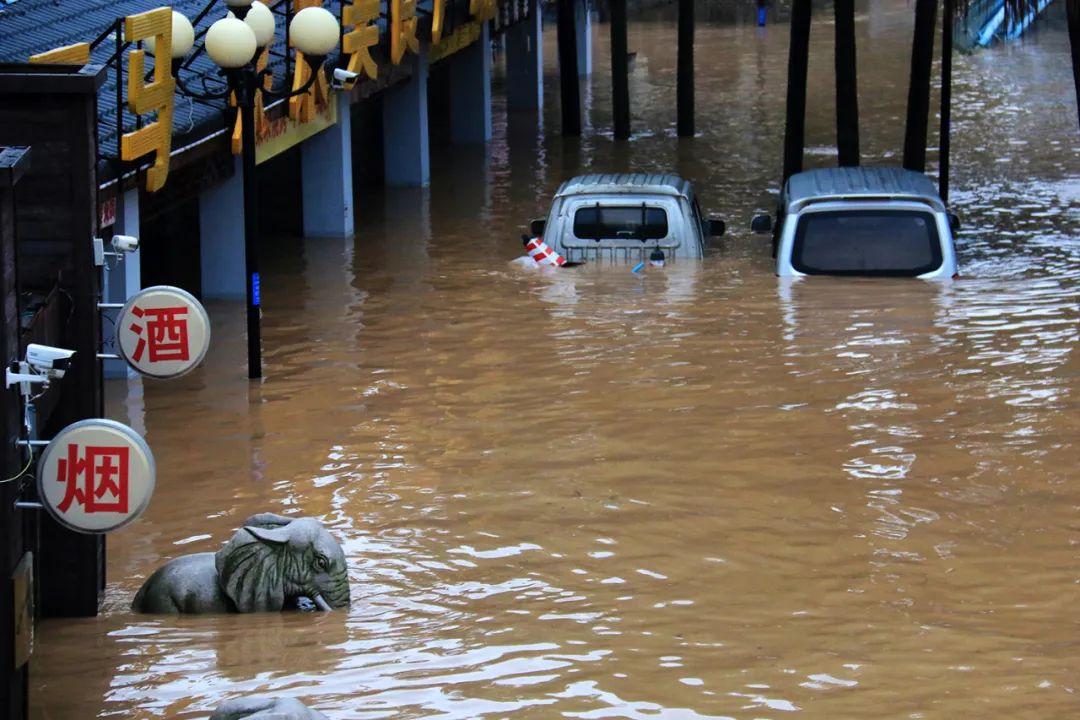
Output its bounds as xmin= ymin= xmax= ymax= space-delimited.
xmin=30 ymin=2 xmax=1080 ymax=718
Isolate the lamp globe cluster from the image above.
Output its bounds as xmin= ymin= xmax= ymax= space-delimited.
xmin=163 ymin=0 xmax=339 ymax=70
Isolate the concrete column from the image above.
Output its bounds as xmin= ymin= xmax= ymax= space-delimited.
xmin=104 ymin=187 xmax=141 ymax=378
xmin=199 ymin=156 xmax=246 ymax=298
xmin=506 ymin=0 xmax=543 ymax=111
xmin=383 ymin=54 xmax=430 ymax=186
xmin=449 ymin=24 xmax=493 ymax=144
xmin=575 ymin=0 xmax=592 ymax=76
xmin=301 ymin=95 xmax=355 ymax=237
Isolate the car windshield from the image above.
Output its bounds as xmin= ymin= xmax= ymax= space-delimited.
xmin=792 ymin=210 xmax=943 ymax=276
xmin=573 ymin=205 xmax=668 ymax=241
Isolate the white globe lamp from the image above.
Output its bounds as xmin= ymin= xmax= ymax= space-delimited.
xmin=244 ymin=2 xmax=276 ymax=48
xmin=205 ymin=17 xmax=258 ymax=69
xmin=289 ymin=7 xmax=340 ymax=57
xmin=145 ymin=11 xmax=195 ymax=59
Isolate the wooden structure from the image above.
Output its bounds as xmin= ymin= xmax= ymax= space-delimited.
xmin=557 ymin=0 xmax=582 ymax=136
xmin=0 ymin=63 xmax=108 ymax=720
xmin=904 ymin=0 xmax=939 ymax=173
xmin=0 ymin=144 xmax=31 ymax=720
xmin=677 ymin=0 xmax=694 ymax=137
xmin=611 ymin=0 xmax=631 ymax=140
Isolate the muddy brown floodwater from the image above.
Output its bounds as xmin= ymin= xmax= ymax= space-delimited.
xmin=30 ymin=1 xmax=1079 ymax=718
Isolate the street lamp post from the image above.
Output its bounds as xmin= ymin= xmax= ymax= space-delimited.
xmin=167 ymin=0 xmax=340 ymax=379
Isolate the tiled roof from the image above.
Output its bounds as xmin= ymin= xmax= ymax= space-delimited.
xmin=0 ymin=0 xmax=371 ymax=182
xmin=1 ymin=0 xmax=528 ymax=186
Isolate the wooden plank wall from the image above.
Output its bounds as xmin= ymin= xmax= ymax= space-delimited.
xmin=0 ymin=65 xmax=107 ymax=624
xmin=1 ymin=146 xmax=31 ymax=720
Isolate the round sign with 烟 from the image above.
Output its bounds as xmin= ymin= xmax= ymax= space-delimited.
xmin=115 ymin=285 xmax=211 ymax=379
xmin=36 ymin=419 xmax=156 ymax=534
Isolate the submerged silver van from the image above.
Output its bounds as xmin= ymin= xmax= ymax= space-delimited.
xmin=530 ymin=174 xmax=725 ymax=263
xmin=752 ymin=167 xmax=959 ymax=279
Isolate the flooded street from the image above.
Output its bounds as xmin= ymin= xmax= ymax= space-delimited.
xmin=30 ymin=1 xmax=1079 ymax=718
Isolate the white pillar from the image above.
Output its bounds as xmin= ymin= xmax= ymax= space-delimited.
xmin=506 ymin=0 xmax=543 ymax=111
xmin=449 ymin=23 xmax=493 ymax=144
xmin=199 ymin=156 xmax=246 ymax=298
xmin=383 ymin=54 xmax=430 ymax=187
xmin=301 ymin=95 xmax=355 ymax=238
xmin=575 ymin=0 xmax=592 ymax=76
xmin=103 ymin=187 xmax=140 ymax=379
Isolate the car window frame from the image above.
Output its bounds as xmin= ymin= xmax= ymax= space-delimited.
xmin=570 ymin=202 xmax=671 ymax=242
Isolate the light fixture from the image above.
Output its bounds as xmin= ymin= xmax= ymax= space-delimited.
xmin=288 ymin=7 xmax=340 ymax=58
xmin=145 ymin=10 xmax=195 ymax=59
xmin=243 ymin=1 xmax=276 ymax=48
xmin=204 ymin=16 xmax=258 ymax=69
xmin=224 ymin=0 xmax=255 ymax=7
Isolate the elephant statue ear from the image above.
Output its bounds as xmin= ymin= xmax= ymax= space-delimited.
xmin=243 ymin=524 xmax=292 ymax=545
xmin=242 ymin=512 xmax=294 ymax=528
xmin=215 ymin=522 xmax=289 ymax=612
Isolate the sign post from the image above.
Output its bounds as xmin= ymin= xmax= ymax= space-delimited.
xmin=36 ymin=419 xmax=156 ymax=534
xmin=114 ymin=285 xmax=211 ymax=379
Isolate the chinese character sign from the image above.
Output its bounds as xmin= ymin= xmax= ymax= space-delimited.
xmin=470 ymin=0 xmax=497 ymax=22
xmin=37 ymin=420 xmax=156 ymax=534
xmin=116 ymin=286 xmax=211 ymax=379
xmin=121 ymin=8 xmax=177 ymax=192
xmin=390 ymin=0 xmax=419 ymax=65
xmin=343 ymin=0 xmax=379 ymax=80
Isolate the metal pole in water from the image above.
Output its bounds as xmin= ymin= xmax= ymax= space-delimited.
xmin=940 ymin=0 xmax=954 ymax=202
xmin=903 ymin=0 xmax=939 ymax=172
xmin=1068 ymin=0 xmax=1080 ymax=131
xmin=677 ymin=0 xmax=694 ymax=137
xmin=782 ymin=0 xmax=812 ymax=182
xmin=611 ymin=0 xmax=630 ymax=139
xmin=240 ymin=73 xmax=263 ymax=379
xmin=834 ymin=0 xmax=860 ymax=166
xmin=557 ymin=0 xmax=582 ymax=136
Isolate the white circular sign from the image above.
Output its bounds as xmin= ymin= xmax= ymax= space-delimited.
xmin=36 ymin=419 xmax=156 ymax=534
xmin=116 ymin=285 xmax=211 ymax=379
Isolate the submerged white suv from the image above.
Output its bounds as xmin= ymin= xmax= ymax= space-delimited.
xmin=530 ymin=173 xmax=725 ymax=263
xmin=752 ymin=167 xmax=959 ymax=279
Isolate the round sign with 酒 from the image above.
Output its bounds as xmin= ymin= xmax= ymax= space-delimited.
xmin=116 ymin=285 xmax=211 ymax=379
xmin=36 ymin=419 xmax=156 ymax=534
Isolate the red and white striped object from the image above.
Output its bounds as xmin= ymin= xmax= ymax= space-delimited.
xmin=525 ymin=237 xmax=566 ymax=267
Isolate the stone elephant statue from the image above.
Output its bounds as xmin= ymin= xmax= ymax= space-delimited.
xmin=209 ymin=696 xmax=329 ymax=719
xmin=132 ymin=513 xmax=350 ymax=613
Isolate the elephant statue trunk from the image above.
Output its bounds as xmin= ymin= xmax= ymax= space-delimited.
xmin=133 ymin=513 xmax=351 ymax=614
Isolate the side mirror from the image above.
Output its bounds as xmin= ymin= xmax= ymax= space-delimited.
xmin=948 ymin=212 xmax=961 ymax=233
xmin=751 ymin=214 xmax=773 ymax=234
xmin=707 ymin=218 xmax=726 ymax=237
xmin=530 ymin=218 xmax=546 ymax=236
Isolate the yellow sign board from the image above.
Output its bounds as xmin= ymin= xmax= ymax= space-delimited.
xmin=430 ymin=22 xmax=482 ymax=63
xmin=255 ymin=93 xmax=338 ymax=165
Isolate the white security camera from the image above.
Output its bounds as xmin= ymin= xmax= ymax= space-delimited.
xmin=26 ymin=344 xmax=76 ymax=378
xmin=331 ymin=68 xmax=359 ymax=90
xmin=111 ymin=234 xmax=139 ymax=253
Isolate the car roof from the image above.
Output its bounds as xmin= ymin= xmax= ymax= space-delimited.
xmin=784 ymin=167 xmax=945 ymax=212
xmin=554 ymin=173 xmax=692 ymax=199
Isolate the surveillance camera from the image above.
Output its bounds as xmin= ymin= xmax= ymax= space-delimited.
xmin=26 ymin=344 xmax=76 ymax=379
xmin=331 ymin=68 xmax=359 ymax=89
xmin=111 ymin=234 xmax=139 ymax=253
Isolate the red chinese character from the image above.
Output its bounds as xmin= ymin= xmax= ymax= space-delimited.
xmin=129 ymin=305 xmax=190 ymax=363
xmin=55 ymin=444 xmax=129 ymax=514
